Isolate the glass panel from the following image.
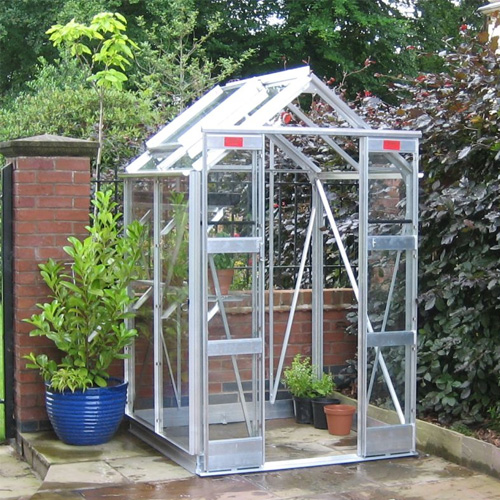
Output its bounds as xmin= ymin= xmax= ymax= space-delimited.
xmin=366 ymin=152 xmax=412 ymax=424
xmin=368 ymin=154 xmax=408 ymax=231
xmin=137 ymin=155 xmax=157 ymax=173
xmin=208 ymin=353 xmax=263 ymax=441
xmin=366 ymin=345 xmax=407 ymax=417
xmin=367 ymin=249 xmax=406 ymax=333
xmin=366 ymin=250 xmax=408 ymax=417
xmin=129 ymin=179 xmax=155 ymax=429
xmin=159 ymin=177 xmax=190 ymax=451
xmin=205 ymin=149 xmax=264 ymax=468
xmin=207 ymin=163 xmax=256 ymax=293
xmin=168 ymin=88 xmax=237 ymax=145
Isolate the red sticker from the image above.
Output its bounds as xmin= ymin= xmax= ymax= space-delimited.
xmin=224 ymin=137 xmax=244 ymax=148
xmin=383 ymin=140 xmax=401 ymax=151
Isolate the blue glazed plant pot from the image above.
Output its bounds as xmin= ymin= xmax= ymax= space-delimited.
xmin=45 ymin=379 xmax=128 ymax=446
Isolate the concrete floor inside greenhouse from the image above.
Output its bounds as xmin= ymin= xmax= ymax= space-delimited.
xmin=2 ymin=420 xmax=500 ymax=500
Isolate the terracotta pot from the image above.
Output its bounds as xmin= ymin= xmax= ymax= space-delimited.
xmin=209 ymin=269 xmax=234 ymax=295
xmin=324 ymin=404 xmax=356 ymax=436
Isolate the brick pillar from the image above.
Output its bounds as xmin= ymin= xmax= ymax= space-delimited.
xmin=0 ymin=134 xmax=98 ymax=432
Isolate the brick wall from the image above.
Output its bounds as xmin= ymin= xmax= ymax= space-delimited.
xmin=0 ymin=135 xmax=97 ymax=432
xmin=133 ymin=288 xmax=357 ymax=409
xmin=208 ymin=288 xmax=356 ymax=403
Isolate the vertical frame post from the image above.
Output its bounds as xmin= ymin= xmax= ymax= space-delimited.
xmin=257 ymin=140 xmax=266 ymax=457
xmin=357 ymin=137 xmax=369 ymax=457
xmin=200 ymin=132 xmax=209 ymax=472
xmin=268 ymin=140 xmax=275 ymax=396
xmin=153 ymin=179 xmax=163 ymax=433
xmin=123 ymin=178 xmax=135 ymax=415
xmin=405 ymin=151 xmax=419 ymax=442
xmin=311 ymin=176 xmax=324 ymax=375
xmin=189 ymin=170 xmax=203 ymax=456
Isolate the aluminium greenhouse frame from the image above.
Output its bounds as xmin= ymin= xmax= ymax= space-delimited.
xmin=122 ymin=67 xmax=421 ymax=475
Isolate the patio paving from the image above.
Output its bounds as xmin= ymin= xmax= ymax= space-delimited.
xmin=1 ymin=428 xmax=500 ymax=499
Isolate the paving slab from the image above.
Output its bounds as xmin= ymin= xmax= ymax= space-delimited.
xmin=107 ymin=454 xmax=193 ymax=483
xmin=7 ymin=429 xmax=500 ymax=500
xmin=389 ymin=475 xmax=500 ymax=500
xmin=40 ymin=461 xmax=129 ymax=491
xmin=0 ymin=444 xmax=41 ymax=500
xmin=21 ymin=429 xmax=155 ymax=466
xmin=23 ymin=457 xmax=500 ymax=500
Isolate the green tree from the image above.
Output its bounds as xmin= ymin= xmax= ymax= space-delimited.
xmin=410 ymin=0 xmax=485 ymax=72
xmin=0 ymin=0 xmax=64 ymax=95
xmin=132 ymin=0 xmax=253 ymax=113
xmin=0 ymin=6 xmax=254 ymax=181
xmin=46 ymin=12 xmax=139 ymax=180
xmin=1 ymin=0 xmax=490 ymax=100
xmin=194 ymin=0 xmax=415 ymax=97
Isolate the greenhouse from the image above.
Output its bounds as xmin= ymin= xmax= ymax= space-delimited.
xmin=121 ymin=66 xmax=421 ymax=475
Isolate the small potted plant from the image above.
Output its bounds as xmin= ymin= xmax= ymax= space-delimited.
xmin=212 ymin=253 xmax=234 ymax=294
xmin=311 ymin=372 xmax=339 ymax=430
xmin=24 ymin=190 xmax=145 ymax=445
xmin=283 ymin=354 xmax=316 ymax=424
xmin=209 ymin=231 xmax=235 ymax=295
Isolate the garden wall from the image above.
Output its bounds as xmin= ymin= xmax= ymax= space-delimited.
xmin=210 ymin=288 xmax=356 ymax=402
xmin=0 ymin=135 xmax=97 ymax=433
xmin=132 ymin=288 xmax=357 ymax=409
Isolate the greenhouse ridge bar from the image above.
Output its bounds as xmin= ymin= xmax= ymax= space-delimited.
xmin=121 ymin=67 xmax=421 ymax=475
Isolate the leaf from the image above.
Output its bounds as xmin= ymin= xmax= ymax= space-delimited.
xmin=457 ymin=146 xmax=471 ymax=160
xmin=94 ymin=376 xmax=107 ymax=388
xmin=425 ymin=295 xmax=436 ymax=311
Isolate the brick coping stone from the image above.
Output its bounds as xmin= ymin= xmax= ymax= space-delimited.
xmin=0 ymin=134 xmax=98 ymax=158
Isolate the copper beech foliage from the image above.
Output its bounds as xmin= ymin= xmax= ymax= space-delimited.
xmin=351 ymin=33 xmax=500 ymax=425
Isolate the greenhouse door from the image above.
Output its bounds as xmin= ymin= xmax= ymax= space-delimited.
xmin=200 ymin=134 xmax=265 ymax=474
xmin=358 ymin=137 xmax=419 ymax=458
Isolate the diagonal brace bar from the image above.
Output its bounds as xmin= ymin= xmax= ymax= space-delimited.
xmin=316 ymin=179 xmax=405 ymax=424
xmin=270 ymin=206 xmax=317 ymax=403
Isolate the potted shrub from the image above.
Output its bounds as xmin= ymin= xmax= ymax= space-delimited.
xmin=311 ymin=372 xmax=339 ymax=430
xmin=209 ymin=231 xmax=236 ymax=295
xmin=283 ymin=354 xmax=316 ymax=424
xmin=24 ymin=190 xmax=145 ymax=445
xmin=212 ymin=252 xmax=234 ymax=294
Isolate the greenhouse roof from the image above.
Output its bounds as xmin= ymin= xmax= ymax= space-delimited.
xmin=125 ymin=66 xmax=420 ymax=175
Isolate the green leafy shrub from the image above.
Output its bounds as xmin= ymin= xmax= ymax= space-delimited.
xmin=24 ymin=190 xmax=145 ymax=392
xmin=284 ymin=354 xmax=336 ymax=399
xmin=283 ymin=354 xmax=315 ymax=399
xmin=0 ymin=69 xmax=163 ymax=175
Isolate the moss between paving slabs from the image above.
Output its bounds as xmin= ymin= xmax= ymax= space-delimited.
xmin=333 ymin=392 xmax=500 ymax=479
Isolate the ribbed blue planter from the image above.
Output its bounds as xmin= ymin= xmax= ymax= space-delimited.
xmin=45 ymin=379 xmax=128 ymax=446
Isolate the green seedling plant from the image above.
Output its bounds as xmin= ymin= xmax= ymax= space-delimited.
xmin=24 ymin=190 xmax=145 ymax=392
xmin=284 ymin=354 xmax=336 ymax=399
xmin=311 ymin=371 xmax=336 ymax=398
xmin=46 ymin=12 xmax=138 ymax=181
xmin=283 ymin=354 xmax=315 ymax=399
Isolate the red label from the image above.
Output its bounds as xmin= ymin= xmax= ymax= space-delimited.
xmin=383 ymin=140 xmax=401 ymax=151
xmin=224 ymin=136 xmax=244 ymax=148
